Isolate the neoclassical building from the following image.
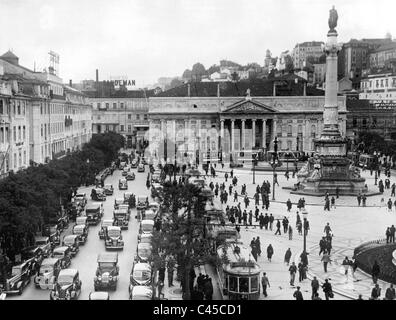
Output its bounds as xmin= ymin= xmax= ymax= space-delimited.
xmin=147 ymin=79 xmax=347 ymax=163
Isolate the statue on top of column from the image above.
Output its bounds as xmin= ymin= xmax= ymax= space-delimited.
xmin=328 ymin=5 xmax=338 ymax=32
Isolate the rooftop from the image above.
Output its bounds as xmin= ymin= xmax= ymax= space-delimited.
xmin=373 ymin=42 xmax=396 ymax=53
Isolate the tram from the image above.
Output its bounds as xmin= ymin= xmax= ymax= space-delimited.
xmin=216 ymin=242 xmax=261 ymax=300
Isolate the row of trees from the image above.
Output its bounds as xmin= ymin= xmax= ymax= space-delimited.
xmin=0 ymin=132 xmax=125 ymax=259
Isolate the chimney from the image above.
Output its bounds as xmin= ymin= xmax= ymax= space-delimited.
xmin=96 ymin=69 xmax=99 ymax=83
xmin=69 ymin=79 xmax=72 ymax=87
xmin=303 ymin=82 xmax=307 ymax=96
xmin=187 ymin=83 xmax=191 ymax=97
xmin=217 ymin=83 xmax=220 ymax=97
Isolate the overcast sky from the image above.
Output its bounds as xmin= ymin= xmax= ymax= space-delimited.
xmin=1 ymin=0 xmax=395 ymax=88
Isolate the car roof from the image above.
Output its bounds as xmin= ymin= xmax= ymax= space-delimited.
xmin=115 ymin=197 xmax=124 ymax=201
xmin=141 ymin=220 xmax=155 ymax=225
xmin=86 ymin=204 xmax=101 ymax=210
xmin=138 ymin=242 xmax=152 ymax=249
xmin=59 ymin=269 xmax=78 ymax=277
xmin=133 ymin=262 xmax=151 ymax=272
xmin=132 ymin=286 xmax=152 ymax=296
xmin=41 ymin=258 xmax=60 ymax=266
xmin=97 ymin=252 xmax=118 ymax=263
xmin=64 ymin=234 xmax=78 ymax=240
xmin=107 ymin=226 xmax=121 ymax=232
xmin=90 ymin=292 xmax=109 ymax=300
xmin=73 ymin=224 xmax=85 ymax=230
xmin=35 ymin=236 xmax=49 ymax=241
xmin=104 ymin=184 xmax=112 ymax=187
xmin=53 ymin=246 xmax=69 ymax=253
xmin=149 ymin=202 xmax=159 ymax=206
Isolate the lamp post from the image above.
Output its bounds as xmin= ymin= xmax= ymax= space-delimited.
xmin=269 ymin=137 xmax=281 ymax=201
xmin=302 ymin=210 xmax=309 ymax=255
xmin=252 ymin=153 xmax=257 ymax=185
xmin=374 ymin=151 xmax=378 ymax=185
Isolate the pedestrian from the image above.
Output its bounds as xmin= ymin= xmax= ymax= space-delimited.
xmin=275 ymin=220 xmax=281 ymax=235
xmin=391 ymin=183 xmax=396 ymax=197
xmin=157 ymin=280 xmax=164 ymax=299
xmin=319 ymin=237 xmax=326 ymax=255
xmin=371 ymin=260 xmax=380 ymax=284
xmin=390 ymin=225 xmax=396 ymax=243
xmin=225 ymin=172 xmax=228 ymax=182
xmin=284 ymin=248 xmax=292 ymax=266
xmin=303 ymin=218 xmax=309 ymax=236
xmin=259 ymin=213 xmax=264 ymax=229
xmin=357 ymin=194 xmax=362 ymax=206
xmin=203 ymin=275 xmax=213 ymax=300
xmin=293 ymin=286 xmax=303 ymax=300
xmin=311 ymin=276 xmax=319 ymax=299
xmin=261 ymin=272 xmax=270 ymax=297
xmin=362 ymin=194 xmax=367 ymax=207
xmin=335 ymin=186 xmax=339 ymax=199
xmin=387 ymin=199 xmax=393 ymax=212
xmin=166 ymin=256 xmax=176 ymax=287
xmin=385 ymin=284 xmax=396 ymax=300
xmin=269 ymin=214 xmax=274 ymax=231
xmin=288 ymin=225 xmax=293 ymax=240
xmin=267 ymin=244 xmax=274 ymax=262
xmin=386 ymin=227 xmax=391 ymax=243
xmin=233 ymin=190 xmax=238 ymax=202
xmin=298 ymin=262 xmax=305 ymax=282
xmin=322 ymin=279 xmax=333 ymax=300
xmin=286 ymin=199 xmax=292 ymax=212
xmin=289 ymin=262 xmax=297 ymax=286
xmin=255 ymin=236 xmax=261 ymax=256
xmin=324 ymin=223 xmax=332 ymax=237
xmin=330 ymin=196 xmax=336 ymax=209
xmin=370 ymin=283 xmax=381 ymax=300
xmin=321 ymin=251 xmax=331 ymax=273
xmin=342 ymin=256 xmax=351 ymax=276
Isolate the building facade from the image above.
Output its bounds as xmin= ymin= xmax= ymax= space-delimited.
xmin=313 ymin=63 xmax=326 ymax=86
xmin=147 ymin=82 xmax=346 ymax=164
xmin=292 ymin=41 xmax=324 ymax=70
xmin=369 ymin=42 xmax=396 ymax=70
xmin=359 ymin=72 xmax=396 ymax=101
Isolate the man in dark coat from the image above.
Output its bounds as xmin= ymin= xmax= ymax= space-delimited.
xmin=371 ymin=260 xmax=380 ymax=284
xmin=284 ymin=248 xmax=292 ymax=266
xmin=322 ymin=279 xmax=333 ymax=300
xmin=275 ymin=220 xmax=281 ymax=235
xmin=286 ymin=199 xmax=292 ymax=212
xmin=311 ymin=276 xmax=319 ymax=299
xmin=293 ymin=286 xmax=303 ymax=300
xmin=203 ymin=275 xmax=213 ymax=300
xmin=269 ymin=214 xmax=274 ymax=231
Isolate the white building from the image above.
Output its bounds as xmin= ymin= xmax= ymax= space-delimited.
xmin=360 ymin=72 xmax=396 ymax=102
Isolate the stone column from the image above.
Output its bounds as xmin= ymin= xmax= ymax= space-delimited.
xmin=252 ymin=119 xmax=256 ymax=149
xmin=305 ymin=119 xmax=311 ymax=151
xmin=220 ymin=119 xmax=224 ymax=152
xmin=262 ymin=119 xmax=267 ymax=150
xmin=241 ymin=119 xmax=246 ymax=150
xmin=230 ymin=119 xmax=235 ymax=152
xmin=272 ymin=118 xmax=277 ymax=150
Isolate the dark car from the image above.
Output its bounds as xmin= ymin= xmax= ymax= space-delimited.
xmin=63 ymin=235 xmax=80 ymax=257
xmin=50 ymin=269 xmax=82 ymax=300
xmin=94 ymin=253 xmax=119 ymax=291
xmin=72 ymin=225 xmax=88 ymax=245
xmin=86 ymin=203 xmax=103 ymax=225
xmin=131 ymin=159 xmax=138 ymax=168
xmin=2 ymin=261 xmax=32 ymax=295
xmin=91 ymin=188 xmax=106 ymax=201
xmin=126 ymin=172 xmax=135 ymax=181
xmin=103 ymin=184 xmax=114 ymax=196
xmin=51 ymin=246 xmax=72 ymax=269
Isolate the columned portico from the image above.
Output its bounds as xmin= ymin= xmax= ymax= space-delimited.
xmin=230 ymin=119 xmax=235 ymax=152
xmin=241 ymin=119 xmax=246 ymax=151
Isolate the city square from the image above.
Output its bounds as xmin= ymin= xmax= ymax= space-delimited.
xmin=1 ymin=0 xmax=396 ymax=304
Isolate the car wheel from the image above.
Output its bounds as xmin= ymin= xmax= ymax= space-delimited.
xmin=18 ymin=286 xmax=23 ymax=295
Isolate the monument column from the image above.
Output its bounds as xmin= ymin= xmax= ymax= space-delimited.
xmin=241 ymin=119 xmax=246 ymax=150
xmin=252 ymin=119 xmax=256 ymax=149
xmin=262 ymin=119 xmax=267 ymax=150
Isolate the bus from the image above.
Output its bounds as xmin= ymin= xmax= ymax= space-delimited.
xmin=216 ymin=242 xmax=261 ymax=300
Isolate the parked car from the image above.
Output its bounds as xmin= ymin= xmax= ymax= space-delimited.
xmin=42 ymin=224 xmax=61 ymax=247
xmin=119 ymin=161 xmax=126 ymax=170
xmin=126 ymin=171 xmax=135 ymax=181
xmin=114 ymin=197 xmax=124 ymax=210
xmin=143 ymin=209 xmax=156 ymax=222
xmin=75 ymin=216 xmax=89 ymax=228
xmin=20 ymin=246 xmax=44 ymax=275
xmin=151 ymin=172 xmax=161 ymax=183
xmin=34 ymin=258 xmax=62 ymax=290
xmin=118 ymin=204 xmax=131 ymax=220
xmin=113 ymin=209 xmax=129 ymax=230
xmin=135 ymin=243 xmax=152 ymax=263
xmin=62 ymin=235 xmax=80 ymax=257
xmin=72 ymin=224 xmax=88 ymax=245
xmin=51 ymin=246 xmax=72 ymax=269
xmin=94 ymin=253 xmax=119 ymax=291
xmin=131 ymin=159 xmax=138 ymax=168
xmin=122 ymin=167 xmax=129 ymax=176
xmin=50 ymin=269 xmax=82 ymax=300
xmin=73 ymin=193 xmax=87 ymax=207
xmin=104 ymin=226 xmax=124 ymax=250
xmin=89 ymin=291 xmax=110 ymax=300
xmin=34 ymin=236 xmax=53 ymax=258
xmin=2 ymin=261 xmax=32 ymax=295
xmin=119 ymin=178 xmax=128 ymax=190
xmin=138 ymin=220 xmax=155 ymax=240
xmin=86 ymin=203 xmax=103 ymax=225
xmin=136 ymin=195 xmax=148 ymax=220
xmin=103 ymin=184 xmax=114 ymax=196
xmin=129 ymin=262 xmax=152 ymax=289
xmin=98 ymin=219 xmax=114 ymax=240
xmin=123 ymin=192 xmax=133 ymax=204
xmin=138 ymin=233 xmax=153 ymax=244
xmin=91 ymin=188 xmax=106 ymax=201
xmin=137 ymin=163 xmax=145 ymax=172
xmin=129 ymin=286 xmax=153 ymax=300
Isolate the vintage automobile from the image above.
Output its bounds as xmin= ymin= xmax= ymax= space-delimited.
xmin=131 ymin=159 xmax=138 ymax=168
xmin=118 ymin=204 xmax=131 ymax=220
xmin=85 ymin=203 xmax=103 ymax=225
xmin=103 ymin=184 xmax=114 ymax=196
xmin=135 ymin=243 xmax=153 ymax=263
xmin=136 ymin=195 xmax=148 ymax=220
xmin=151 ymin=172 xmax=161 ymax=183
xmin=91 ymin=188 xmax=107 ymax=201
xmin=42 ymin=224 xmax=61 ymax=247
xmin=2 ymin=261 xmax=32 ymax=295
xmin=105 ymin=226 xmax=124 ymax=250
xmin=51 ymin=246 xmax=72 ymax=269
xmin=89 ymin=291 xmax=110 ymax=300
xmin=72 ymin=224 xmax=88 ymax=245
xmin=113 ymin=209 xmax=129 ymax=230
xmin=114 ymin=197 xmax=124 ymax=209
xmin=63 ymin=235 xmax=80 ymax=257
xmin=98 ymin=219 xmax=114 ymax=240
xmin=119 ymin=178 xmax=128 ymax=190
xmin=73 ymin=193 xmax=87 ymax=207
xmin=129 ymin=262 xmax=152 ymax=290
xmin=50 ymin=269 xmax=82 ymax=300
xmin=151 ymin=183 xmax=163 ymax=199
xmin=75 ymin=216 xmax=89 ymax=230
xmin=142 ymin=209 xmax=156 ymax=222
xmin=122 ymin=167 xmax=129 ymax=176
xmin=126 ymin=171 xmax=135 ymax=181
xmin=129 ymin=286 xmax=153 ymax=300
xmin=138 ymin=233 xmax=153 ymax=244
xmin=94 ymin=253 xmax=119 ymax=291
xmin=34 ymin=236 xmax=52 ymax=258
xmin=148 ymin=201 xmax=160 ymax=213
xmin=33 ymin=258 xmax=61 ymax=290
xmin=20 ymin=246 xmax=44 ymax=275
xmin=138 ymin=220 xmax=155 ymax=240
xmin=137 ymin=163 xmax=145 ymax=172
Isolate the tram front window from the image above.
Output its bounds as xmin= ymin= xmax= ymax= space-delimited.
xmin=229 ymin=276 xmax=237 ymax=292
xmin=251 ymin=276 xmax=258 ymax=292
xmin=239 ymin=277 xmax=249 ymax=293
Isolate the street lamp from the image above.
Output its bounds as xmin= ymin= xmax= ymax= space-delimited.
xmin=302 ymin=209 xmax=308 ymax=255
xmin=269 ymin=137 xmax=282 ymax=201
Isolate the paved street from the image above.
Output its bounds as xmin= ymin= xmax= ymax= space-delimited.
xmin=7 ymin=162 xmax=156 ymax=300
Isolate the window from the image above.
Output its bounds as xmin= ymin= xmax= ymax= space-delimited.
xmin=381 ymin=79 xmax=384 ymax=87
xmin=120 ymin=103 xmax=124 ymax=109
xmin=23 ymin=126 xmax=25 ymax=140
xmin=287 ymin=125 xmax=292 ymax=137
xmin=128 ymin=125 xmax=132 ymax=133
xmin=105 ymin=103 xmax=109 ymax=109
xmin=144 ymin=114 xmax=148 ymax=120
xmin=120 ymin=125 xmax=124 ymax=132
xmin=386 ymin=79 xmax=389 ymax=87
xmin=17 ymin=101 xmax=21 ymax=115
xmin=13 ymin=126 xmax=16 ymax=142
xmin=376 ymin=80 xmax=379 ymax=88
xmin=97 ymin=103 xmax=101 ymax=109
xmin=0 ymin=128 xmax=3 ymax=143
xmin=311 ymin=125 xmax=316 ymax=138
xmin=128 ymin=114 xmax=132 ymax=120
xmin=362 ymin=118 xmax=367 ymax=126
xmin=23 ymin=151 xmax=26 ymax=165
xmin=352 ymin=118 xmax=357 ymax=128
xmin=136 ymin=114 xmax=140 ymax=120
xmin=0 ymin=100 xmax=3 ymax=114
xmin=14 ymin=153 xmax=17 ymax=169
xmin=113 ymin=103 xmax=117 ymax=109
xmin=287 ymin=140 xmax=292 ymax=150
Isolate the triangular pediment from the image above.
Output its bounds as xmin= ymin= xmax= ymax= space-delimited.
xmin=223 ymin=99 xmax=276 ymax=113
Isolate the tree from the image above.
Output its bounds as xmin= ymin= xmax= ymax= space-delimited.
xmin=319 ymin=54 xmax=327 ymax=64
xmin=231 ymin=72 xmax=240 ymax=82
xmin=169 ymin=78 xmax=184 ymax=89
xmin=285 ymin=55 xmax=294 ymax=73
xmin=357 ymin=131 xmax=387 ymax=154
xmin=191 ymin=63 xmax=206 ymax=81
xmin=182 ymin=69 xmax=192 ymax=80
